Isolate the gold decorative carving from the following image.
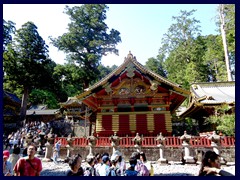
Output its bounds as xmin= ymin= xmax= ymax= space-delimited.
xmin=126 ymin=65 xmax=135 ymax=78
xmin=150 ymin=80 xmax=159 ymax=91
xmin=119 ymin=87 xmax=130 ymax=95
xmin=135 ymin=85 xmax=146 ymax=94
xmin=105 ymin=85 xmax=112 ymax=93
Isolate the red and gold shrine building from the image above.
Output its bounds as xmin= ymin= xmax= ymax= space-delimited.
xmin=77 ymin=52 xmax=190 ymax=136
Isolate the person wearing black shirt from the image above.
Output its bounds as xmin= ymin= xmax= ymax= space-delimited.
xmin=66 ymin=154 xmax=84 ymax=176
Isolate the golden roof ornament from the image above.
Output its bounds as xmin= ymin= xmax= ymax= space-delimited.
xmin=124 ymin=51 xmax=136 ymax=61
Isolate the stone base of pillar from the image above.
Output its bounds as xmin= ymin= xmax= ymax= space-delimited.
xmin=157 ymin=158 xmax=167 ymax=164
xmin=42 ymin=158 xmax=52 ymax=162
xmin=35 ymin=154 xmax=44 ymax=158
xmin=196 ymin=161 xmax=202 ymax=165
xmin=184 ymin=156 xmax=196 ymax=164
xmin=220 ymin=157 xmax=226 ymax=165
xmin=87 ymin=154 xmax=94 ymax=159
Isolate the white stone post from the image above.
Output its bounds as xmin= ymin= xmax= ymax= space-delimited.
xmin=156 ymin=132 xmax=167 ymax=164
xmin=109 ymin=132 xmax=121 ymax=154
xmin=180 ymin=131 xmax=195 ymax=164
xmin=42 ymin=141 xmax=53 ymax=162
xmin=87 ymin=132 xmax=97 ymax=158
xmin=208 ymin=131 xmax=226 ymax=165
xmin=132 ymin=133 xmax=143 ymax=152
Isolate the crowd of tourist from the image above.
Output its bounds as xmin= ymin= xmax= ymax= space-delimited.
xmin=3 ymin=121 xmax=234 ymax=176
xmin=3 ymin=143 xmax=234 ymax=176
xmin=3 ymin=121 xmax=51 ymax=151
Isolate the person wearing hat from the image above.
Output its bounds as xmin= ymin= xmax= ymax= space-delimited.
xmin=109 ymin=153 xmax=121 ymax=176
xmin=98 ymin=155 xmax=111 ymax=176
xmin=114 ymin=150 xmax=126 ymax=176
xmin=3 ymin=150 xmax=13 ymax=176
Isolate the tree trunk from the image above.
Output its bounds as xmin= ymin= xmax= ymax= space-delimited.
xmin=219 ymin=4 xmax=233 ymax=81
xmin=20 ymin=86 xmax=29 ymax=121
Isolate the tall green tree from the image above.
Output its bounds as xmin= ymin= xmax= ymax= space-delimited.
xmin=3 ymin=21 xmax=54 ymax=121
xmin=202 ymin=34 xmax=227 ymax=82
xmin=158 ymin=10 xmax=208 ymax=89
xmin=51 ymin=4 xmax=121 ymax=89
xmin=3 ymin=19 xmax=16 ymax=52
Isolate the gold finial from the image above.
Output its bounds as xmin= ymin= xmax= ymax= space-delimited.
xmin=127 ymin=51 xmax=133 ymax=59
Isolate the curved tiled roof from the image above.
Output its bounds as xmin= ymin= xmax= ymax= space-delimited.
xmin=60 ymin=97 xmax=82 ymax=105
xmin=179 ymin=81 xmax=235 ymax=118
xmin=3 ymin=91 xmax=21 ymax=104
xmin=26 ymin=109 xmax=60 ymax=115
xmin=191 ymin=81 xmax=235 ymax=104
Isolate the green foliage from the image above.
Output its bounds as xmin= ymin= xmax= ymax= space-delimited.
xmin=145 ymin=57 xmax=167 ymax=78
xmin=50 ymin=4 xmax=121 ymax=89
xmin=53 ymin=64 xmax=85 ymax=97
xmin=202 ymin=35 xmax=227 ymax=82
xmin=4 ymin=22 xmax=52 ymax=88
xmin=3 ymin=21 xmax=55 ymax=119
xmin=156 ymin=8 xmax=234 ymax=90
xmin=204 ymin=105 xmax=235 ymax=136
xmin=29 ymin=89 xmax=60 ymax=109
xmin=97 ymin=64 xmax=117 ymax=81
xmin=158 ymin=10 xmax=207 ymax=89
xmin=3 ymin=19 xmax=16 ymax=51
xmin=205 ymin=114 xmax=235 ymax=136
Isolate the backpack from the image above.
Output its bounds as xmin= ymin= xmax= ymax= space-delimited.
xmin=108 ymin=167 xmax=119 ymax=176
xmin=139 ymin=164 xmax=150 ymax=176
xmin=124 ymin=169 xmax=139 ymax=176
xmin=84 ymin=167 xmax=94 ymax=176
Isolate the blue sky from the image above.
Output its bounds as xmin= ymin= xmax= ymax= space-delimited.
xmin=3 ymin=4 xmax=219 ymax=66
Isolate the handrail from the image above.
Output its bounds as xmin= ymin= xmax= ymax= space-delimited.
xmin=54 ymin=136 xmax=235 ymax=148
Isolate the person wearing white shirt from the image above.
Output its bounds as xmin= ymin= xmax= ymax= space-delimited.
xmin=98 ymin=155 xmax=110 ymax=176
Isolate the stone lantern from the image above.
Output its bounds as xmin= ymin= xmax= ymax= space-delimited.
xmin=109 ymin=132 xmax=121 ymax=154
xmin=25 ymin=132 xmax=34 ymax=147
xmin=39 ymin=132 xmax=47 ymax=150
xmin=35 ymin=136 xmax=44 ymax=157
xmin=43 ymin=128 xmax=55 ymax=162
xmin=66 ymin=134 xmax=74 ymax=158
xmin=156 ymin=132 xmax=167 ymax=164
xmin=86 ymin=132 xmax=98 ymax=158
xmin=208 ymin=131 xmax=225 ymax=164
xmin=208 ymin=131 xmax=220 ymax=151
xmin=46 ymin=128 xmax=55 ymax=145
xmin=132 ymin=133 xmax=143 ymax=152
xmin=180 ymin=131 xmax=195 ymax=163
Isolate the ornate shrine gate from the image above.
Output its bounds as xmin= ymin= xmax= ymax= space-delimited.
xmin=77 ymin=52 xmax=190 ymax=137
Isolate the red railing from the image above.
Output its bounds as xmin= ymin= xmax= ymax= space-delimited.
xmin=220 ymin=136 xmax=235 ymax=147
xmin=164 ymin=137 xmax=182 ymax=147
xmin=54 ymin=136 xmax=235 ymax=148
xmin=190 ymin=137 xmax=212 ymax=147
